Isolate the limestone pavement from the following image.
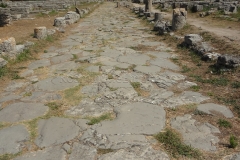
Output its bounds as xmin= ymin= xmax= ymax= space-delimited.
xmin=0 ymin=2 xmax=236 ymax=159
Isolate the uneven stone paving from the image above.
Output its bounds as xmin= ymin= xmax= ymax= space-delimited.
xmin=0 ymin=2 xmax=237 ymax=159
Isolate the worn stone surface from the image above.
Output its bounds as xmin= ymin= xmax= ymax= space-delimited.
xmin=35 ymin=117 xmax=80 ymax=148
xmin=0 ymin=57 xmax=8 ymax=67
xmin=0 ymin=125 xmax=29 ymax=155
xmin=171 ymin=114 xmax=220 ymax=151
xmin=14 ymin=146 xmax=66 ymax=160
xmin=96 ymin=102 xmax=166 ymax=135
xmin=34 ymin=76 xmax=79 ymax=91
xmin=197 ymin=103 xmax=234 ymax=118
xmin=98 ymin=146 xmax=169 ymax=160
xmin=69 ymin=143 xmax=97 ymax=160
xmin=0 ymin=102 xmax=48 ymax=122
xmin=28 ymin=59 xmax=51 ymax=70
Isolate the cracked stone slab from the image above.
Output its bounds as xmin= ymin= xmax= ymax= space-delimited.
xmin=197 ymin=103 xmax=234 ymax=118
xmin=161 ymin=91 xmax=210 ymax=108
xmin=150 ymin=58 xmax=180 ymax=71
xmin=103 ymin=87 xmax=138 ymax=100
xmin=0 ymin=102 xmax=49 ymax=123
xmin=4 ymin=82 xmax=29 ymax=92
xmin=21 ymin=92 xmax=62 ymax=102
xmin=69 ymin=143 xmax=98 ymax=160
xmin=34 ymin=76 xmax=79 ymax=91
xmin=28 ymin=59 xmax=51 ymax=70
xmin=50 ymin=54 xmax=73 ymax=64
xmin=118 ymin=53 xmax=150 ymax=65
xmin=133 ymin=65 xmax=162 ymax=75
xmin=65 ymin=98 xmax=113 ymax=117
xmin=171 ymin=114 xmax=220 ymax=151
xmin=35 ymin=117 xmax=80 ymax=148
xmin=0 ymin=125 xmax=29 ymax=155
xmin=143 ymin=89 xmax=174 ymax=105
xmin=14 ymin=146 xmax=66 ymax=160
xmin=96 ymin=102 xmax=166 ymax=135
xmin=149 ymin=71 xmax=185 ymax=89
xmin=40 ymin=52 xmax=59 ymax=59
xmin=81 ymin=83 xmax=109 ymax=96
xmin=50 ymin=61 xmax=80 ymax=72
xmin=98 ymin=146 xmax=169 ymax=160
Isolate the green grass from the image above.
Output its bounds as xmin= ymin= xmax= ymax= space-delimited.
xmin=15 ymin=49 xmax=32 ymax=63
xmin=130 ymin=82 xmax=141 ymax=89
xmin=0 ymin=152 xmax=22 ymax=160
xmin=181 ymin=65 xmax=191 ymax=73
xmin=46 ymin=35 xmax=54 ymax=42
xmin=217 ymin=119 xmax=232 ymax=128
xmin=0 ymin=2 xmax=7 ymax=8
xmin=190 ymin=85 xmax=200 ymax=91
xmin=87 ymin=113 xmax=112 ymax=125
xmin=231 ymin=81 xmax=240 ymax=88
xmin=45 ymin=102 xmax=62 ymax=110
xmin=231 ymin=8 xmax=240 ymax=20
xmin=23 ymin=92 xmax=32 ymax=97
xmin=0 ymin=66 xmax=9 ymax=78
xmin=64 ymin=85 xmax=82 ymax=105
xmin=229 ymin=135 xmax=238 ymax=148
xmin=155 ymin=129 xmax=201 ymax=158
xmin=190 ymin=75 xmax=229 ymax=86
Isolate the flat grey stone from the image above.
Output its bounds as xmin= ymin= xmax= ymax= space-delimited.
xmin=14 ymin=146 xmax=66 ymax=160
xmin=20 ymin=69 xmax=34 ymax=77
xmin=134 ymin=65 xmax=162 ymax=75
xmin=118 ymin=72 xmax=145 ymax=82
xmin=50 ymin=54 xmax=73 ymax=64
xmin=96 ymin=102 xmax=166 ymax=135
xmin=150 ymin=58 xmax=180 ymax=71
xmin=197 ymin=103 xmax=234 ymax=118
xmin=177 ymin=81 xmax=197 ymax=89
xmin=65 ymin=98 xmax=113 ymax=117
xmin=98 ymin=146 xmax=169 ymax=160
xmin=69 ymin=143 xmax=97 ymax=160
xmin=161 ymin=91 xmax=210 ymax=108
xmin=0 ymin=102 xmax=49 ymax=122
xmin=104 ymin=88 xmax=138 ymax=100
xmin=28 ymin=59 xmax=51 ymax=70
xmin=149 ymin=71 xmax=185 ymax=89
xmin=4 ymin=82 xmax=29 ymax=92
xmin=106 ymin=80 xmax=132 ymax=88
xmin=118 ymin=54 xmax=150 ymax=65
xmin=34 ymin=76 xmax=79 ymax=91
xmin=100 ymin=48 xmax=123 ymax=58
xmin=35 ymin=117 xmax=80 ymax=148
xmin=143 ymin=89 xmax=174 ymax=105
xmin=148 ymin=51 xmax=172 ymax=59
xmin=40 ymin=52 xmax=58 ymax=59
xmin=115 ymin=63 xmax=130 ymax=69
xmin=171 ymin=114 xmax=220 ymax=151
xmin=21 ymin=92 xmax=62 ymax=102
xmin=0 ymin=94 xmax=21 ymax=103
xmin=101 ymin=66 xmax=114 ymax=73
xmin=86 ymin=66 xmax=99 ymax=73
xmin=0 ymin=125 xmax=29 ymax=154
xmin=50 ymin=61 xmax=79 ymax=72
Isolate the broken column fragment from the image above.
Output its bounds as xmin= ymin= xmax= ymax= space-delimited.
xmin=172 ymin=8 xmax=187 ymax=31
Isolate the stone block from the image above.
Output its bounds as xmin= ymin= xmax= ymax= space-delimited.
xmin=0 ymin=37 xmax=16 ymax=53
xmin=54 ymin=17 xmax=66 ymax=27
xmin=172 ymin=8 xmax=187 ymax=31
xmin=34 ymin=26 xmax=47 ymax=39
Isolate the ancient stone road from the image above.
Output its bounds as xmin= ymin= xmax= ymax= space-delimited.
xmin=0 ymin=2 xmax=237 ymax=159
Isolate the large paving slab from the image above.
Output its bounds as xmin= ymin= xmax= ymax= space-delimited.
xmin=0 ymin=102 xmax=49 ymax=122
xmin=0 ymin=125 xmax=29 ymax=154
xmin=68 ymin=143 xmax=98 ymax=160
xmin=96 ymin=102 xmax=166 ymax=135
xmin=35 ymin=117 xmax=81 ymax=148
xmin=28 ymin=59 xmax=51 ymax=70
xmin=14 ymin=146 xmax=66 ymax=160
xmin=34 ymin=76 xmax=79 ymax=91
xmin=98 ymin=146 xmax=169 ymax=160
xmin=171 ymin=114 xmax=220 ymax=151
xmin=117 ymin=53 xmax=150 ymax=65
xmin=197 ymin=103 xmax=234 ymax=118
xmin=150 ymin=58 xmax=180 ymax=71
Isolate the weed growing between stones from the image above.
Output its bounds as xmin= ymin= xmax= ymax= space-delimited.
xmin=130 ymin=82 xmax=149 ymax=97
xmin=155 ymin=129 xmax=201 ymax=159
xmin=229 ymin=135 xmax=238 ymax=148
xmin=23 ymin=92 xmax=32 ymax=97
xmin=181 ymin=65 xmax=191 ymax=73
xmin=15 ymin=49 xmax=32 ymax=63
xmin=0 ymin=152 xmax=22 ymax=160
xmin=87 ymin=113 xmax=113 ymax=125
xmin=0 ymin=66 xmax=8 ymax=78
xmin=64 ymin=85 xmax=82 ymax=106
xmin=190 ymin=85 xmax=200 ymax=91
xmin=217 ymin=119 xmax=232 ymax=128
xmin=27 ymin=118 xmax=38 ymax=140
xmin=97 ymin=148 xmax=114 ymax=155
xmin=231 ymin=81 xmax=240 ymax=88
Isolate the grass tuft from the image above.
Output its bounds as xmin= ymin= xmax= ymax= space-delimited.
xmin=229 ymin=135 xmax=238 ymax=148
xmin=217 ymin=119 xmax=232 ymax=128
xmin=87 ymin=113 xmax=112 ymax=125
xmin=155 ymin=129 xmax=201 ymax=159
